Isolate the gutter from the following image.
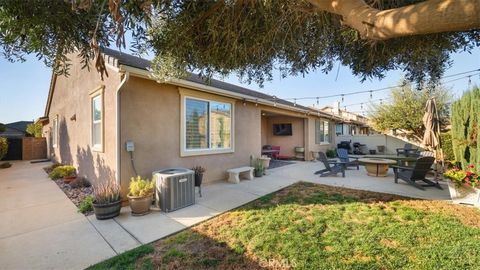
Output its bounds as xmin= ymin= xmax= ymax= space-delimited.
xmin=115 ymin=71 xmax=130 ymax=186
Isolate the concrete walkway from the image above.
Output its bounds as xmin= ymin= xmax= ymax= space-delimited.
xmin=1 ymin=160 xmax=452 ymax=269
xmin=90 ymin=161 xmax=451 ymax=247
xmin=0 ymin=161 xmax=116 ymax=270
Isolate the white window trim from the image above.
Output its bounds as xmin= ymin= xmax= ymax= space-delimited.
xmin=90 ymin=86 xmax=105 ymax=152
xmin=316 ymin=119 xmax=330 ymax=145
xmin=52 ymin=115 xmax=58 ymax=148
xmin=180 ymin=94 xmax=235 ymax=157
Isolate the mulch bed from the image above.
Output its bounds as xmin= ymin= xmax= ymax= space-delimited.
xmin=44 ymin=166 xmax=94 ymax=216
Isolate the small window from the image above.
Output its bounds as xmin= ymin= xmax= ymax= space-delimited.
xmin=183 ymin=97 xmax=232 ymax=154
xmin=315 ymin=120 xmax=330 ymax=144
xmin=91 ymin=94 xmax=103 ymax=151
xmin=52 ymin=116 xmax=58 ymax=147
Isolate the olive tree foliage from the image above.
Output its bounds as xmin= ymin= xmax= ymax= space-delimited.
xmin=0 ymin=0 xmax=479 ymax=86
xmin=369 ymin=82 xmax=452 ymax=142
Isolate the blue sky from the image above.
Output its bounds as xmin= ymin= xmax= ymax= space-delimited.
xmin=0 ymin=47 xmax=478 ymax=124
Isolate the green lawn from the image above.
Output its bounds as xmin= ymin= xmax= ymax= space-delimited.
xmin=88 ymin=182 xmax=480 ymax=270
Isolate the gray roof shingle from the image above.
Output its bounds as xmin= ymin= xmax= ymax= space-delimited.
xmin=102 ymin=48 xmax=332 ymax=117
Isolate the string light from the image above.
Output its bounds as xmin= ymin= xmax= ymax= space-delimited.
xmin=380 ymin=99 xmax=383 ymax=105
xmin=273 ymin=96 xmax=277 ymax=107
xmin=341 ymin=94 xmax=344 ymax=103
xmin=242 ymin=99 xmax=247 ymax=106
xmin=255 ymin=99 xmax=258 ymax=107
xmin=316 ymin=97 xmax=319 ymax=105
xmin=360 ymin=103 xmax=363 ymax=110
xmin=293 ymin=98 xmax=297 ymax=106
xmin=369 ymin=91 xmax=372 ymax=99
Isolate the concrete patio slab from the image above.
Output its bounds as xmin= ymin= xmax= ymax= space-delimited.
xmin=0 ymin=161 xmax=116 ymax=270
xmin=114 ymin=208 xmax=186 ymax=244
xmin=165 ymin=204 xmax=220 ymax=227
xmin=0 ymin=218 xmax=115 ymax=270
xmin=196 ymin=185 xmax=260 ymax=212
xmin=0 ymin=199 xmax=82 ymax=239
xmin=87 ymin=216 xmax=141 ymax=254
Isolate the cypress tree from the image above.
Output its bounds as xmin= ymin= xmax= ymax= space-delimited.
xmin=451 ymin=87 xmax=480 ymax=170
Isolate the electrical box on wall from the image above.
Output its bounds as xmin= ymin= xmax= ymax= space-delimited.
xmin=126 ymin=141 xmax=135 ymax=152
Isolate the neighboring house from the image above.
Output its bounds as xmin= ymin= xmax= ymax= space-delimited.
xmin=0 ymin=121 xmax=33 ymax=138
xmin=40 ymin=48 xmax=340 ymax=196
xmin=0 ymin=121 xmax=33 ymax=160
xmin=320 ymin=103 xmax=373 ymax=135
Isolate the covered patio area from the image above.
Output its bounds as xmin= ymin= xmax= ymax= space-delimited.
xmin=260 ymin=110 xmax=307 ymax=160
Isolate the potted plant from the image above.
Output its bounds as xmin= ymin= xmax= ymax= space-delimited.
xmin=192 ymin=166 xmax=206 ymax=187
xmin=127 ymin=176 xmax=155 ymax=216
xmin=258 ymin=155 xmax=271 ymax=169
xmin=92 ymin=180 xmax=122 ymax=220
xmin=444 ymin=164 xmax=480 ymax=206
xmin=48 ymin=165 xmax=77 ymax=183
xmin=254 ymin=159 xmax=264 ymax=177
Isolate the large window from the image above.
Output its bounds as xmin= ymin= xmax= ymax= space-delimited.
xmin=315 ymin=119 xmax=330 ymax=144
xmin=184 ymin=97 xmax=232 ymax=153
xmin=91 ymin=94 xmax=103 ymax=151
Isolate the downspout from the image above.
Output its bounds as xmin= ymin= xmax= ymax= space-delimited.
xmin=116 ymin=71 xmax=129 ymax=187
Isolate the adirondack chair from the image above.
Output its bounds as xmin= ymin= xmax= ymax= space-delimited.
xmin=314 ymin=152 xmax=346 ymax=177
xmin=396 ymin=143 xmax=419 ymax=157
xmin=392 ymin=156 xmax=441 ymax=190
xmin=336 ymin=148 xmax=360 ymax=170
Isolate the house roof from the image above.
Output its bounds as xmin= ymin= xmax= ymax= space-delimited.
xmin=101 ymin=48 xmax=335 ymax=118
xmin=43 ymin=48 xmax=337 ymax=120
xmin=5 ymin=121 xmax=32 ymax=133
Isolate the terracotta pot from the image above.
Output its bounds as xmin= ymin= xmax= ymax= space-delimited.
xmin=259 ymin=156 xmax=271 ymax=169
xmin=63 ymin=175 xmax=76 ymax=184
xmin=93 ymin=200 xmax=122 ymax=220
xmin=128 ymin=193 xmax=153 ymax=216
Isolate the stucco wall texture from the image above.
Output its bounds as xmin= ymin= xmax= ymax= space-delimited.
xmin=44 ymin=56 xmax=121 ymax=187
xmin=45 ymin=63 xmax=337 ymax=197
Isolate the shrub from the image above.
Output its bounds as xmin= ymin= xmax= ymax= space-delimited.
xmin=78 ymin=195 xmax=94 ymax=214
xmin=26 ymin=122 xmax=43 ymax=137
xmin=49 ymin=165 xmax=76 ymax=180
xmin=128 ymin=176 xmax=155 ymax=197
xmin=440 ymin=132 xmax=454 ymax=161
xmin=44 ymin=163 xmax=65 ymax=174
xmin=94 ymin=180 xmax=121 ymax=204
xmin=326 ymin=149 xmax=336 ymax=158
xmin=0 ymin=137 xmax=8 ymax=160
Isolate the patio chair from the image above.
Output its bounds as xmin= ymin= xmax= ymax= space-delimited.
xmin=396 ymin=143 xmax=419 ymax=157
xmin=336 ymin=148 xmax=360 ymax=170
xmin=392 ymin=156 xmax=442 ymax=190
xmin=314 ymin=152 xmax=345 ymax=177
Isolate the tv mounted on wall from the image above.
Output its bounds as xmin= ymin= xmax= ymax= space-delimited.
xmin=273 ymin=123 xmax=292 ymax=136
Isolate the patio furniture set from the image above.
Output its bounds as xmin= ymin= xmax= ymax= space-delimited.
xmin=314 ymin=144 xmax=443 ymax=190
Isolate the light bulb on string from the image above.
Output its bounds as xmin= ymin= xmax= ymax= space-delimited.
xmin=316 ymin=97 xmax=319 ymax=105
xmin=255 ymin=99 xmax=258 ymax=107
xmin=293 ymin=98 xmax=297 ymax=107
xmin=468 ymin=76 xmax=472 ymax=88
xmin=273 ymin=96 xmax=277 ymax=107
xmin=380 ymin=99 xmax=383 ymax=105
xmin=341 ymin=94 xmax=344 ymax=103
xmin=369 ymin=91 xmax=373 ymax=99
xmin=360 ymin=103 xmax=363 ymax=110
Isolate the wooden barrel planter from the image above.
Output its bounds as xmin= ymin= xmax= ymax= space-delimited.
xmin=93 ymin=200 xmax=122 ymax=220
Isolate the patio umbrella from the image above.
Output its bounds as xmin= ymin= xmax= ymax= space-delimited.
xmin=422 ymin=97 xmax=444 ymax=178
xmin=422 ymin=98 xmax=439 ymax=149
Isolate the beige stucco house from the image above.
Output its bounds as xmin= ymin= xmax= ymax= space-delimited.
xmin=40 ymin=48 xmax=340 ymax=197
